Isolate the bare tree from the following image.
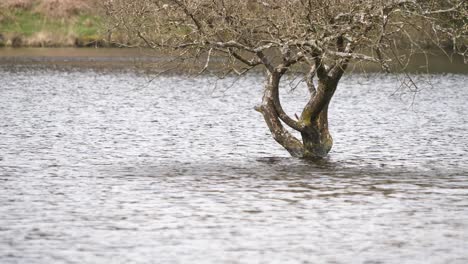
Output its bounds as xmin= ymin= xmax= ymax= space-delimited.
xmin=105 ymin=0 xmax=467 ymax=159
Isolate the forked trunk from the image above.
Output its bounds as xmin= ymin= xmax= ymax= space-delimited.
xmin=256 ymin=72 xmax=337 ymax=159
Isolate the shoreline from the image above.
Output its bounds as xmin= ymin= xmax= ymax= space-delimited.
xmin=0 ymin=47 xmax=467 ymax=74
xmin=0 ymin=32 xmax=106 ymax=48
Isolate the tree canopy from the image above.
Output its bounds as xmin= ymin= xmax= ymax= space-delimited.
xmin=105 ymin=0 xmax=467 ymax=158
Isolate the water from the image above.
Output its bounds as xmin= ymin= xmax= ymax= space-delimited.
xmin=0 ymin=63 xmax=468 ymax=263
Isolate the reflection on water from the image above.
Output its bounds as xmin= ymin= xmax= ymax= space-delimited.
xmin=0 ymin=65 xmax=467 ymax=263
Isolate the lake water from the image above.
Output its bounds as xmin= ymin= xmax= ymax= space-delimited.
xmin=1 ymin=54 xmax=468 ymax=263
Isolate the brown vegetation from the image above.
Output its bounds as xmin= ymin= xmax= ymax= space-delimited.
xmin=0 ymin=0 xmax=97 ymax=17
xmin=35 ymin=0 xmax=95 ymax=17
xmin=0 ymin=0 xmax=35 ymax=10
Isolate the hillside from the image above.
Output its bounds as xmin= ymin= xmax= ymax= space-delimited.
xmin=0 ymin=0 xmax=104 ymax=47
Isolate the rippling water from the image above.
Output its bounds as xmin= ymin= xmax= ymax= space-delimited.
xmin=1 ymin=65 xmax=467 ymax=263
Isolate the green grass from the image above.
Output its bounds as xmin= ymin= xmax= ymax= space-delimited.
xmin=0 ymin=8 xmax=103 ymax=43
xmin=1 ymin=10 xmax=50 ymax=36
xmin=74 ymin=14 xmax=102 ymax=37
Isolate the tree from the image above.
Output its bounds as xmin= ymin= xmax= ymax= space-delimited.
xmin=104 ymin=0 xmax=467 ymax=159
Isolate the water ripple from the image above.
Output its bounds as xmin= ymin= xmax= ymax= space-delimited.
xmin=1 ymin=67 xmax=467 ymax=263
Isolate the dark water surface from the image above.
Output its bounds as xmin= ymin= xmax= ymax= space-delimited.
xmin=1 ymin=64 xmax=468 ymax=263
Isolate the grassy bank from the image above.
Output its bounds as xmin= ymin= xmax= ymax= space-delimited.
xmin=0 ymin=0 xmax=464 ymax=50
xmin=0 ymin=0 xmax=105 ymax=47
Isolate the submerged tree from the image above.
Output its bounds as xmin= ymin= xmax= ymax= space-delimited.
xmin=105 ymin=0 xmax=466 ymax=159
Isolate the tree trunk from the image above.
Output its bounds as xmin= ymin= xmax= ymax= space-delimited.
xmin=256 ymin=72 xmax=338 ymax=159
xmin=301 ymin=103 xmax=333 ymax=158
xmin=300 ymin=79 xmax=337 ymax=159
xmin=256 ymin=72 xmax=304 ymax=158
